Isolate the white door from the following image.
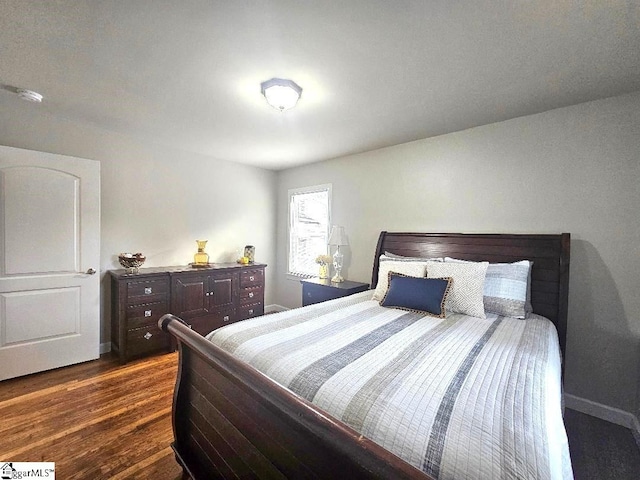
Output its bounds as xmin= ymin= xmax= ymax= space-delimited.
xmin=0 ymin=145 xmax=100 ymax=381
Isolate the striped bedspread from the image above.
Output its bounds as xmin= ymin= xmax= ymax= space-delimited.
xmin=207 ymin=291 xmax=573 ymax=480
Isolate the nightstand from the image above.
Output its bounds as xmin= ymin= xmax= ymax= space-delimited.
xmin=300 ymin=278 xmax=370 ymax=306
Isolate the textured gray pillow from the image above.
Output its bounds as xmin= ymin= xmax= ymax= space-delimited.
xmin=445 ymin=257 xmax=533 ymax=319
xmin=426 ymin=260 xmax=488 ymax=318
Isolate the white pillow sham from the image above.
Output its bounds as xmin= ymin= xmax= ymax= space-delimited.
xmin=371 ymin=255 xmax=432 ymax=301
xmin=444 ymin=257 xmax=533 ymax=319
xmin=426 ymin=260 xmax=488 ymax=319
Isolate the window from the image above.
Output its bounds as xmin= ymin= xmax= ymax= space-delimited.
xmin=288 ymin=184 xmax=331 ymax=277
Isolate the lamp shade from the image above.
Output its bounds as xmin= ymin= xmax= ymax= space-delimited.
xmin=260 ymin=78 xmax=302 ymax=111
xmin=328 ymin=226 xmax=348 ymax=246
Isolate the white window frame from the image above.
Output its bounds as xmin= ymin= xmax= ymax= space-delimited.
xmin=287 ymin=183 xmax=332 ymax=278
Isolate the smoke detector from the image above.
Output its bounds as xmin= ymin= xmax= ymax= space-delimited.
xmin=17 ymin=88 xmax=43 ymax=103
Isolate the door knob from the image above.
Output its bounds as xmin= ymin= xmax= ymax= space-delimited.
xmin=86 ymin=268 xmax=97 ymax=275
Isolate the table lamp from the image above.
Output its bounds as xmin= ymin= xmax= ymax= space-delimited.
xmin=328 ymin=225 xmax=348 ymax=283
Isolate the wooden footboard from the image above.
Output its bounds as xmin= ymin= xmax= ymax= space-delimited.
xmin=159 ymin=314 xmax=432 ymax=480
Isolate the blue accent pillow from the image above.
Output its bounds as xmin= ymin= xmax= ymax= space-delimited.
xmin=380 ymin=272 xmax=451 ymax=318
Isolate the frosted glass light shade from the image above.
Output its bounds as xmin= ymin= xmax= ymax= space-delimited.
xmin=261 ymin=78 xmax=302 ymax=111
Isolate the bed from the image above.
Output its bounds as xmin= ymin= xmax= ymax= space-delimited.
xmin=160 ymin=232 xmax=572 ymax=479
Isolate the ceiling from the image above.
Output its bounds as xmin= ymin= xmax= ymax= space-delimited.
xmin=1 ymin=1 xmax=639 ymax=170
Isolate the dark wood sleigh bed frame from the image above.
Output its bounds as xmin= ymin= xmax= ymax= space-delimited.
xmin=159 ymin=232 xmax=570 ymax=480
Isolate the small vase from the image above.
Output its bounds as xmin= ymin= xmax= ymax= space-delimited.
xmin=244 ymin=245 xmax=255 ymax=263
xmin=194 ymin=240 xmax=209 ymax=265
xmin=319 ymin=263 xmax=329 ymax=279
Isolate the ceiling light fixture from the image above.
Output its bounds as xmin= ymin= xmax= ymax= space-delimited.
xmin=260 ymin=78 xmax=302 ymax=111
xmin=17 ymin=88 xmax=43 ymax=103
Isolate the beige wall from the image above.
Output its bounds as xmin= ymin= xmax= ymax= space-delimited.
xmin=0 ymin=105 xmax=277 ymax=345
xmin=276 ymin=92 xmax=640 ymax=417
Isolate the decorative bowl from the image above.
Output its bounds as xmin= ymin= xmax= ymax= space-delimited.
xmin=118 ymin=253 xmax=146 ymax=273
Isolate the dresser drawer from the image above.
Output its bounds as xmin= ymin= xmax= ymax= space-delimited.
xmin=239 ymin=285 xmax=264 ymax=305
xmin=127 ymin=278 xmax=169 ymax=299
xmin=301 ymin=279 xmax=370 ymax=307
xmin=240 ymin=269 xmax=264 ymax=287
xmin=214 ymin=309 xmax=236 ymax=325
xmin=126 ymin=324 xmax=168 ymax=357
xmin=303 ymin=283 xmax=342 ymax=305
xmin=126 ymin=301 xmax=169 ymax=329
xmin=188 ymin=309 xmax=236 ymax=336
xmin=239 ymin=302 xmax=263 ymax=320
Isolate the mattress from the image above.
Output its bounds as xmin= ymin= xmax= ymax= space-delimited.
xmin=207 ymin=291 xmax=573 ymax=480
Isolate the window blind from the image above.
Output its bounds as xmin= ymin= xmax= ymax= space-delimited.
xmin=288 ymin=188 xmax=330 ymax=276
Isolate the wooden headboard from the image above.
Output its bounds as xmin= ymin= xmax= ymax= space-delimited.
xmin=371 ymin=232 xmax=571 ymax=358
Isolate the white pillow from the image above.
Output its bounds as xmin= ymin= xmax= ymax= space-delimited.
xmin=371 ymin=258 xmax=429 ymax=301
xmin=426 ymin=260 xmax=488 ymax=318
xmin=444 ymin=257 xmax=532 ymax=318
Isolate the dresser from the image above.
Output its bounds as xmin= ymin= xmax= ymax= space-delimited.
xmin=110 ymin=263 xmax=266 ymax=363
xmin=300 ymin=278 xmax=369 ymax=306
xmin=110 ymin=270 xmax=171 ymax=364
xmin=171 ymin=264 xmax=265 ymax=337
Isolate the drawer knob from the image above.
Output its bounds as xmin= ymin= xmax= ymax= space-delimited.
xmin=223 ymin=315 xmax=230 ymax=322
xmin=144 ymin=310 xmax=152 ymax=317
xmin=249 ymin=276 xmax=255 ymax=281
xmin=143 ymin=332 xmax=153 ymax=340
xmin=144 ymin=287 xmax=153 ymax=294
xmin=248 ymin=292 xmax=254 ymax=298
xmin=248 ymin=309 xmax=254 ymax=315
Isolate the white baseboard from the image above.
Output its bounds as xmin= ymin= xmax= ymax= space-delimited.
xmin=564 ymin=393 xmax=640 ymax=436
xmin=265 ymin=304 xmax=289 ymax=314
xmin=99 ymin=342 xmax=111 ymax=355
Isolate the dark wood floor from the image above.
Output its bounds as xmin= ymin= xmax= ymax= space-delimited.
xmin=0 ymin=352 xmax=185 ymax=479
xmin=2 ymin=351 xmax=639 ymax=479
